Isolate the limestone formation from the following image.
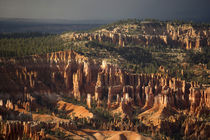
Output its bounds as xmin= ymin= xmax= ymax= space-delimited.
xmin=61 ymin=22 xmax=209 ymax=50
xmin=0 ymin=50 xmax=209 ymax=140
xmin=87 ymin=93 xmax=91 ymax=109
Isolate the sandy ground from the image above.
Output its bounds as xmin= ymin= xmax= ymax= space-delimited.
xmin=16 ymin=100 xmax=152 ymax=140
xmin=57 ymin=100 xmax=93 ymax=118
xmin=32 ymin=113 xmax=69 ymax=123
xmin=31 ymin=100 xmax=93 ymax=122
xmin=46 ymin=128 xmax=152 ymax=140
xmin=138 ymin=104 xmax=178 ymax=126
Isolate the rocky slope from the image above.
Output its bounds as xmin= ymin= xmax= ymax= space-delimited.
xmin=61 ymin=21 xmax=210 ymax=49
xmin=0 ymin=50 xmax=209 ymax=139
xmin=0 ymin=120 xmax=153 ymax=140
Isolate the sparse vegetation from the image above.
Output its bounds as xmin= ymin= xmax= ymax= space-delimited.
xmin=0 ymin=30 xmax=209 ymax=84
xmin=62 ymin=95 xmax=113 ymax=121
xmin=0 ymin=18 xmax=209 ymax=140
xmin=66 ymin=39 xmax=209 ymax=84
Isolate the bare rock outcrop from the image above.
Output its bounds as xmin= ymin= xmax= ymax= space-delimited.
xmin=62 ymin=22 xmax=210 ymax=49
xmin=0 ymin=50 xmax=209 ymax=139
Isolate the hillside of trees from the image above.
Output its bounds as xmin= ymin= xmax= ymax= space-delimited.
xmin=0 ymin=33 xmax=65 ymax=58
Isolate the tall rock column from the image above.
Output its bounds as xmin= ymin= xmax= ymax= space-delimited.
xmin=73 ymin=70 xmax=82 ymax=101
xmin=83 ymin=61 xmax=91 ymax=84
xmin=189 ymin=89 xmax=201 ymax=113
xmin=87 ymin=94 xmax=91 ymax=109
xmin=108 ymin=87 xmax=112 ymax=108
xmin=95 ymin=73 xmax=103 ymax=102
xmin=135 ymin=85 xmax=143 ymax=106
xmin=143 ymin=86 xmax=154 ymax=109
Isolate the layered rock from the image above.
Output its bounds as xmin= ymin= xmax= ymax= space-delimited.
xmin=1 ymin=50 xmax=209 ymax=114
xmin=87 ymin=93 xmax=91 ymax=109
xmin=0 ymin=50 xmax=209 ymax=139
xmin=0 ymin=121 xmax=46 ymax=140
xmin=61 ymin=22 xmax=210 ymax=49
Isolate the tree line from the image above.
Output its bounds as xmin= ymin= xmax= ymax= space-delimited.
xmin=0 ymin=33 xmax=65 ymax=58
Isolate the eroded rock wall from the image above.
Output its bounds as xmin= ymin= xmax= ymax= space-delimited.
xmin=0 ymin=50 xmax=209 ymax=116
xmin=61 ymin=23 xmax=210 ymax=49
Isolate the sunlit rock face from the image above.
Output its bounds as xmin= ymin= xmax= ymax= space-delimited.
xmin=0 ymin=50 xmax=209 ymax=114
xmin=0 ymin=51 xmax=97 ymax=96
xmin=62 ymin=22 xmax=210 ymax=49
xmin=0 ymin=50 xmax=209 ymax=140
xmin=0 ymin=121 xmax=47 ymax=140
